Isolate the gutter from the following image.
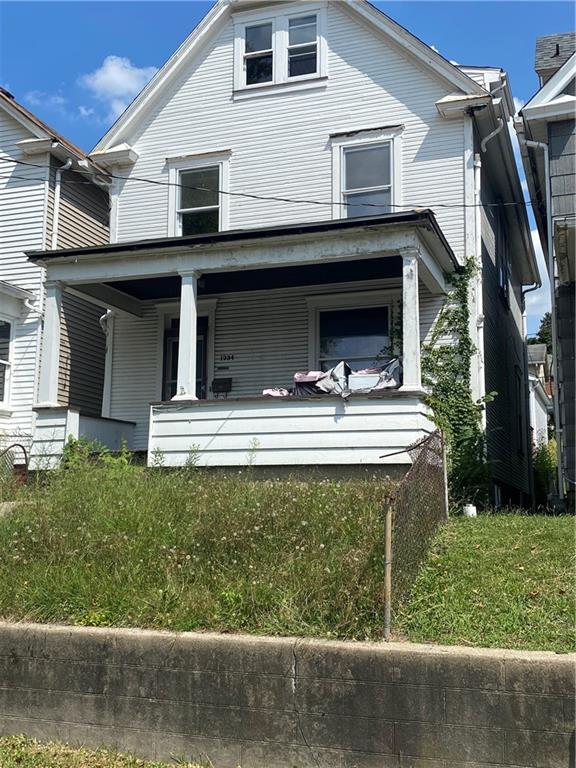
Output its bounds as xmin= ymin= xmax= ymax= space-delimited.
xmin=522 ymin=138 xmax=563 ymax=500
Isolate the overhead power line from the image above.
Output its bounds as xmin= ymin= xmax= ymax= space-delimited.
xmin=0 ymin=154 xmax=535 ymax=211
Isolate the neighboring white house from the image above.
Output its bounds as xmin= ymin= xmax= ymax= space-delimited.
xmin=26 ymin=0 xmax=538 ymax=502
xmin=0 ymin=89 xmax=111 ymax=457
xmin=527 ymin=343 xmax=552 ymax=447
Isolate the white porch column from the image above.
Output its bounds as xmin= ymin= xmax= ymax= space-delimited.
xmin=172 ymin=269 xmax=200 ymax=400
xmin=400 ymin=250 xmax=422 ymax=390
xmin=37 ymin=280 xmax=63 ymax=406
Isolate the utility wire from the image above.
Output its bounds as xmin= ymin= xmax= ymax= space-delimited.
xmin=0 ymin=154 xmax=535 ymax=211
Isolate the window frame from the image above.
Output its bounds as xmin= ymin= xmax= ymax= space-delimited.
xmin=243 ymin=19 xmax=276 ymax=87
xmin=0 ymin=315 xmax=14 ymax=412
xmin=167 ymin=152 xmax=230 ymax=238
xmin=496 ymin=205 xmax=511 ymax=308
xmin=330 ymin=127 xmax=403 ymax=220
xmin=306 ymin=290 xmax=399 ymax=371
xmin=233 ymin=3 xmax=327 ymax=95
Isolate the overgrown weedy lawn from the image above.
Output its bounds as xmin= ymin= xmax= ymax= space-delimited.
xmin=0 ymin=736 xmax=206 ymax=768
xmin=0 ymin=462 xmax=392 ymax=640
xmin=394 ymin=513 xmax=575 ymax=652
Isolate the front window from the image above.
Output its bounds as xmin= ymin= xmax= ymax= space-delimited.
xmin=288 ymin=15 xmax=318 ymax=78
xmin=343 ymin=143 xmax=392 ymax=218
xmin=244 ymin=22 xmax=274 ymax=85
xmin=0 ymin=319 xmax=12 ymax=406
xmin=177 ymin=166 xmax=220 ymax=236
xmin=319 ymin=306 xmax=390 ymax=371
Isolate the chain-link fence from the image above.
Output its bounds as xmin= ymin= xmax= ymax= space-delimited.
xmin=383 ymin=431 xmax=448 ymax=639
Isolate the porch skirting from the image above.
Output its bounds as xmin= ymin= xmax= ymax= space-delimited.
xmin=148 ymin=392 xmax=433 ymax=468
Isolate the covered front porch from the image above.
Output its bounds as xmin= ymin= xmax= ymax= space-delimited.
xmin=28 ymin=212 xmax=456 ymax=469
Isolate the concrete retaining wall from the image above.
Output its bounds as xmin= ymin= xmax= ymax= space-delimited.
xmin=0 ymin=623 xmax=573 ymax=767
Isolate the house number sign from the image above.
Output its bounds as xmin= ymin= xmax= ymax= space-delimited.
xmin=219 ymin=354 xmax=235 ymax=361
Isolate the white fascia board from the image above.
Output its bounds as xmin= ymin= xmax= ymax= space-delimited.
xmin=522 ymin=95 xmax=576 ymax=123
xmin=0 ymin=99 xmax=47 ymax=141
xmin=91 ymin=1 xmax=230 ymax=153
xmin=436 ymin=93 xmax=492 ymax=119
xmin=89 ymin=143 xmax=140 ymax=168
xmin=0 ymin=281 xmax=34 ymax=302
xmin=345 ymin=0 xmax=488 ymax=96
xmin=523 ymin=53 xmax=576 ymax=112
xmin=16 ymin=137 xmax=54 ymax=155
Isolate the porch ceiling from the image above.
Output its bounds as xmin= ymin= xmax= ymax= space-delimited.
xmin=26 ymin=211 xmax=457 ymax=307
xmin=103 ymin=256 xmax=403 ymax=301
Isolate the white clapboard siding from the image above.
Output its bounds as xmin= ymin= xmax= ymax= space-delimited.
xmin=149 ymin=395 xmax=433 ymax=466
xmin=0 ymin=111 xmax=46 ymax=436
xmin=29 ymin=409 xmax=74 ymax=469
xmin=109 ymin=277 xmax=445 ymax=450
xmin=116 ymin=2 xmax=466 ymax=261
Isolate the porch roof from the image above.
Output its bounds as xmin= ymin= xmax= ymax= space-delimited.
xmin=26 ymin=210 xmax=458 ymax=271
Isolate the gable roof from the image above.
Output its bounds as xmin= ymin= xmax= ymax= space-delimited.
xmin=521 ymin=51 xmax=576 ymax=121
xmin=91 ymin=0 xmax=487 ymax=153
xmin=0 ymin=87 xmax=90 ymax=161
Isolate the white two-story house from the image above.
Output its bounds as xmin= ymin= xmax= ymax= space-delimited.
xmin=0 ymin=89 xmax=109 ymax=458
xmin=27 ymin=0 xmax=538 ymax=503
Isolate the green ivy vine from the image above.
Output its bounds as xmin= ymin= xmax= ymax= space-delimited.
xmin=421 ymin=258 xmax=492 ymax=506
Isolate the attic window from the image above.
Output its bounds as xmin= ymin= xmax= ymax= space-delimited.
xmin=245 ymin=23 xmax=274 ymax=85
xmin=234 ymin=5 xmax=326 ymax=94
xmin=288 ymin=16 xmax=318 ymax=78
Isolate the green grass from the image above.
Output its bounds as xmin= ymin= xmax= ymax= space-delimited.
xmin=0 ymin=459 xmax=393 ymax=641
xmin=395 ymin=513 xmax=575 ymax=652
xmin=0 ymin=736 xmax=206 ymax=768
xmin=1 ymin=454 xmax=573 ymax=651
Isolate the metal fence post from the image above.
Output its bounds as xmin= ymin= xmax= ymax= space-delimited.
xmin=383 ymin=496 xmax=393 ymax=641
xmin=441 ymin=431 xmax=450 ymax=519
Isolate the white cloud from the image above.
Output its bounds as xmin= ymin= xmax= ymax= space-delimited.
xmin=79 ymin=55 xmax=157 ymax=121
xmin=25 ymin=90 xmax=68 ymax=110
xmin=525 ymin=229 xmax=551 ymax=335
xmin=78 ymin=105 xmax=95 ymax=118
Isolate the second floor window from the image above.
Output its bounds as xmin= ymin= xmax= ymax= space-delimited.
xmin=178 ymin=166 xmax=220 ymax=236
xmin=343 ymin=143 xmax=392 ymax=218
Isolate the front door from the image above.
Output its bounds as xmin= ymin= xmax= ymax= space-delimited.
xmin=162 ymin=316 xmax=208 ymax=400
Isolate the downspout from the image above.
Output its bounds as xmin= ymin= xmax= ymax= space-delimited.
xmin=99 ymin=310 xmax=115 ymax=419
xmin=523 ymin=138 xmax=563 ymax=500
xmin=51 ymin=158 xmax=73 ymax=250
xmin=481 ymin=118 xmax=504 ymax=153
xmin=473 ymin=153 xmax=486 ymax=427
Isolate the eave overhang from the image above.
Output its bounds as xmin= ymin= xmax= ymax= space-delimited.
xmin=26 ymin=209 xmax=457 ymax=271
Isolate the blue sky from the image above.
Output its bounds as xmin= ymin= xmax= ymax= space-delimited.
xmin=1 ymin=1 xmax=574 ymax=332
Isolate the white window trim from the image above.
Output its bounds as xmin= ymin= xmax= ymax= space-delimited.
xmin=331 ymin=127 xmax=403 ymax=220
xmin=233 ymin=2 xmax=327 ymax=95
xmin=305 ymin=290 xmax=399 ymax=370
xmin=0 ymin=314 xmax=14 ymax=413
xmin=167 ymin=152 xmax=231 ymax=238
xmin=155 ymin=299 xmax=218 ymax=401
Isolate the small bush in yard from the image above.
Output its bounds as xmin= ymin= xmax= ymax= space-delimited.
xmin=0 ymin=447 xmax=394 ymax=640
